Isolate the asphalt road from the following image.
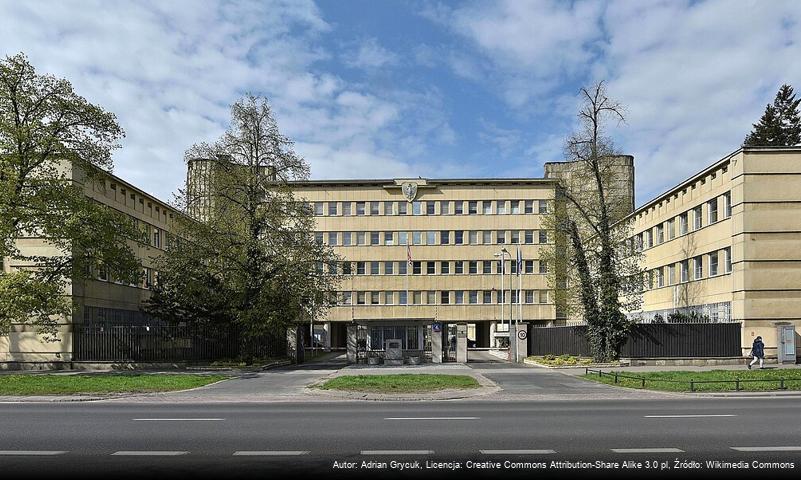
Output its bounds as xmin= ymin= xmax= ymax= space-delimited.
xmin=1 ymin=398 xmax=799 ymax=479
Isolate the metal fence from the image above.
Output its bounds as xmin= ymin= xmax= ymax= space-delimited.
xmin=528 ymin=323 xmax=742 ymax=358
xmin=73 ymin=324 xmax=286 ymax=362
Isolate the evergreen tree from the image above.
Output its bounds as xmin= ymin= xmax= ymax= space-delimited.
xmin=745 ymin=84 xmax=801 ymax=146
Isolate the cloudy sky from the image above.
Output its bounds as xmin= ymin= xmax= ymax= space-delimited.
xmin=2 ymin=0 xmax=800 ymax=205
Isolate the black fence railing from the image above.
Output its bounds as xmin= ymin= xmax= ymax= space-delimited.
xmin=529 ymin=323 xmax=742 ymax=358
xmin=586 ymin=368 xmax=801 ymax=392
xmin=73 ymin=324 xmax=286 ymax=362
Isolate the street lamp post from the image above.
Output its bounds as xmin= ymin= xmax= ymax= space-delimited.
xmin=494 ymin=247 xmax=513 ymax=362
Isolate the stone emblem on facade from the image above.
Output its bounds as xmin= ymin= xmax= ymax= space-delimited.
xmin=401 ymin=182 xmax=418 ymax=202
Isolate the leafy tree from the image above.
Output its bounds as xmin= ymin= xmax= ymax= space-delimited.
xmin=0 ymin=52 xmax=143 ymax=339
xmin=145 ymin=95 xmax=342 ymax=348
xmin=542 ymin=82 xmax=643 ymax=361
xmin=744 ymin=84 xmax=801 ymax=146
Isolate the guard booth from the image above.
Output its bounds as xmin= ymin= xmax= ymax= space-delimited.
xmin=777 ymin=324 xmax=797 ymax=364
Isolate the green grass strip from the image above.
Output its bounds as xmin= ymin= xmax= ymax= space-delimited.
xmin=583 ymin=369 xmax=801 ymax=392
xmin=319 ymin=374 xmax=480 ymax=393
xmin=0 ymin=374 xmax=229 ymax=395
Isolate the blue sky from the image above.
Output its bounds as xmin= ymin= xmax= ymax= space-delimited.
xmin=2 ymin=0 xmax=800 ymax=205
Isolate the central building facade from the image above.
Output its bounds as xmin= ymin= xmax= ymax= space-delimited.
xmin=290 ymin=177 xmax=562 ymax=362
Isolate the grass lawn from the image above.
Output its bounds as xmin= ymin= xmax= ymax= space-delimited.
xmin=318 ymin=374 xmax=480 ymax=393
xmin=583 ymin=369 xmax=801 ymax=392
xmin=0 ymin=374 xmax=229 ymax=395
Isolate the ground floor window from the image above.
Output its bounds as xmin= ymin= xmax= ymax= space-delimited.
xmin=368 ymin=326 xmax=421 ymax=350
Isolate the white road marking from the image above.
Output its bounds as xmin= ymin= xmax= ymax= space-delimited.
xmin=111 ymin=451 xmax=188 ymax=456
xmin=480 ymin=450 xmax=556 ymax=455
xmin=384 ymin=417 xmax=478 ymax=420
xmin=361 ymin=450 xmax=434 ymax=455
xmin=731 ymin=446 xmax=801 ymax=452
xmin=0 ymin=450 xmax=67 ymax=456
xmin=132 ymin=418 xmax=224 ymax=421
xmin=644 ymin=414 xmax=737 ymax=418
xmin=233 ymin=451 xmax=309 ymax=456
xmin=611 ymin=448 xmax=684 ymax=453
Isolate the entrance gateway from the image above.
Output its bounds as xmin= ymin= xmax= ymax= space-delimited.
xmin=344 ymin=320 xmax=527 ymax=364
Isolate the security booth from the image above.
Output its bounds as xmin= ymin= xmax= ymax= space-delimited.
xmin=777 ymin=324 xmax=798 ymax=364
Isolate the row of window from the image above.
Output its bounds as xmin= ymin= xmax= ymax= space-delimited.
xmin=93 ymin=265 xmax=159 ymax=290
xmin=313 ymin=199 xmax=549 ymax=217
xmin=633 ymin=192 xmax=731 ymax=250
xmin=340 ymin=289 xmax=551 ymax=306
xmin=326 ymin=259 xmax=548 ymax=275
xmin=645 ymin=247 xmax=732 ymax=289
xmin=316 ymin=229 xmax=549 ymax=247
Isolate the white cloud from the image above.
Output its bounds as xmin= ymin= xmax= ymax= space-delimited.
xmin=343 ymin=38 xmax=399 ymax=69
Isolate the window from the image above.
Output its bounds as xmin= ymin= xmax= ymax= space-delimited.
xmin=657 ymin=268 xmax=665 ymax=288
xmin=510 ymin=259 xmax=518 ymax=274
xmin=440 ymin=201 xmax=450 ymax=215
xmin=539 ymin=260 xmax=547 ymax=274
xmin=383 ymin=201 xmax=393 ymax=215
xmin=455 ymin=291 xmax=464 ymax=304
xmin=398 ymin=291 xmax=407 ymax=305
xmin=427 ymin=231 xmax=436 ymax=245
xmin=371 ymin=232 xmax=380 ymax=245
xmin=483 ymin=291 xmax=493 ymax=304
xmin=440 ymin=291 xmax=450 ymax=304
xmin=426 ymin=202 xmax=435 ymax=215
xmin=482 ymin=201 xmax=492 ymax=214
xmin=511 ymin=200 xmax=521 ymax=214
xmin=496 ymin=201 xmax=506 ymax=215
xmin=357 ymin=292 xmax=366 ymax=305
xmin=412 ymin=231 xmax=423 ymax=245
xmin=427 ymin=291 xmax=436 ymax=304
xmin=525 ymin=290 xmax=534 ymax=303
xmin=440 ymin=231 xmax=450 ymax=245
xmin=455 ymin=261 xmax=464 ymax=274
xmin=342 ymin=292 xmax=352 ymax=305
xmin=469 ymin=231 xmax=479 ymax=244
xmin=314 ymin=202 xmax=324 ymax=216
xmin=399 ymin=231 xmax=408 ymax=245
xmin=371 ymin=262 xmax=379 ymax=275
xmin=153 ymin=228 xmax=161 ymax=248
xmin=370 ymin=202 xmax=380 ymax=215
xmin=343 ymin=202 xmax=352 ymax=216
xmin=469 ymin=261 xmax=478 ymax=274
xmin=524 ymin=260 xmax=534 ymax=274
xmin=643 ymin=230 xmax=651 ymax=249
xmin=398 ymin=202 xmax=407 ymax=215
xmin=384 ymin=232 xmax=394 ymax=246
xmin=412 ymin=261 xmax=421 ymax=274
xmin=483 ymin=231 xmax=492 ymax=244
xmin=454 ymin=201 xmax=463 ymax=215
xmin=510 ymin=231 xmax=520 ymax=244
xmin=468 ymin=201 xmax=477 ymax=214
xmin=342 ymin=262 xmax=352 ymax=275
xmin=427 ymin=262 xmax=435 ymax=274
xmin=693 ymin=205 xmax=702 ymax=230
xmin=342 ymin=232 xmax=352 ymax=246
xmin=538 ymin=230 xmax=548 ymax=244
xmin=724 ymin=192 xmax=732 ymax=218
xmin=328 ymin=202 xmax=338 ymax=216
xmin=524 ymin=200 xmax=534 ymax=214
xmin=538 ymin=200 xmax=548 ymax=214
xmin=413 ymin=291 xmax=422 ymax=305
xmin=370 ymin=292 xmax=379 ymax=305
xmin=708 ymin=199 xmax=718 ymax=224
xmin=538 ymin=290 xmax=548 ymax=304
xmin=483 ymin=261 xmax=492 ymax=274
xmin=680 ymin=260 xmax=689 ymax=283
xmin=655 ymin=224 xmax=663 ymax=244
xmin=315 ymin=232 xmax=324 ymax=244
xmin=328 ymin=232 xmax=338 ymax=246
xmin=497 ymin=231 xmax=506 ymax=244
xmin=709 ymin=251 xmax=719 ymax=276
xmin=469 ymin=291 xmax=478 ymax=304
xmin=454 ymin=230 xmax=464 ymax=245
xmin=667 ymin=219 xmax=675 ymax=240
xmin=441 ymin=261 xmax=450 ymax=274
xmin=356 ymin=262 xmax=366 ymax=275
xmin=385 ymin=262 xmax=394 ymax=275
xmin=724 ymin=248 xmax=732 ymax=272
xmin=385 ymin=291 xmax=394 ymax=305
xmin=679 ymin=212 xmax=688 ymax=235
xmin=398 ymin=261 xmax=407 ymax=275
xmin=694 ymin=255 xmax=703 ymax=279
xmin=525 ymin=230 xmax=534 ymax=244
xmin=356 ymin=202 xmax=365 ymax=215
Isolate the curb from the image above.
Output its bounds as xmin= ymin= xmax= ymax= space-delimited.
xmin=304 ymin=372 xmax=501 ymax=401
xmin=523 ymin=359 xmax=626 ymax=369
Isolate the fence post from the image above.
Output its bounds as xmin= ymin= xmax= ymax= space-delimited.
xmin=614 ymin=373 xmax=619 ymax=384
xmin=598 ymin=370 xmax=602 ymax=378
xmin=735 ymin=379 xmax=740 ymax=391
xmin=690 ymin=380 xmax=694 ymax=392
xmin=641 ymin=378 xmax=645 ymax=388
xmin=780 ymin=378 xmax=786 ymax=390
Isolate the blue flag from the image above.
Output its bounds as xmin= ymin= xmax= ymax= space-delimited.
xmin=516 ymin=247 xmax=522 ymax=275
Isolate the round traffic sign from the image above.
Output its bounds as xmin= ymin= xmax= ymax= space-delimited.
xmin=517 ymin=330 xmax=527 ymax=340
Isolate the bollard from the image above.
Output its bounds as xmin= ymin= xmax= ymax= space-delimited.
xmin=735 ymin=379 xmax=740 ymax=391
xmin=641 ymin=378 xmax=645 ymax=388
xmin=780 ymin=378 xmax=786 ymax=390
xmin=615 ymin=373 xmax=619 ymax=384
xmin=690 ymin=380 xmax=694 ymax=392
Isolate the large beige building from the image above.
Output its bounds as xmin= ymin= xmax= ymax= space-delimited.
xmin=626 ymin=146 xmax=801 ymax=361
xmin=1 ymin=164 xmax=178 ymax=366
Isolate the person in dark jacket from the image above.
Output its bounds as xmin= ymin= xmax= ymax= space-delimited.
xmin=748 ymin=336 xmax=765 ymax=369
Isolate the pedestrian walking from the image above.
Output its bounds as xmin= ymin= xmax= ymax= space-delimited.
xmin=748 ymin=336 xmax=765 ymax=369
